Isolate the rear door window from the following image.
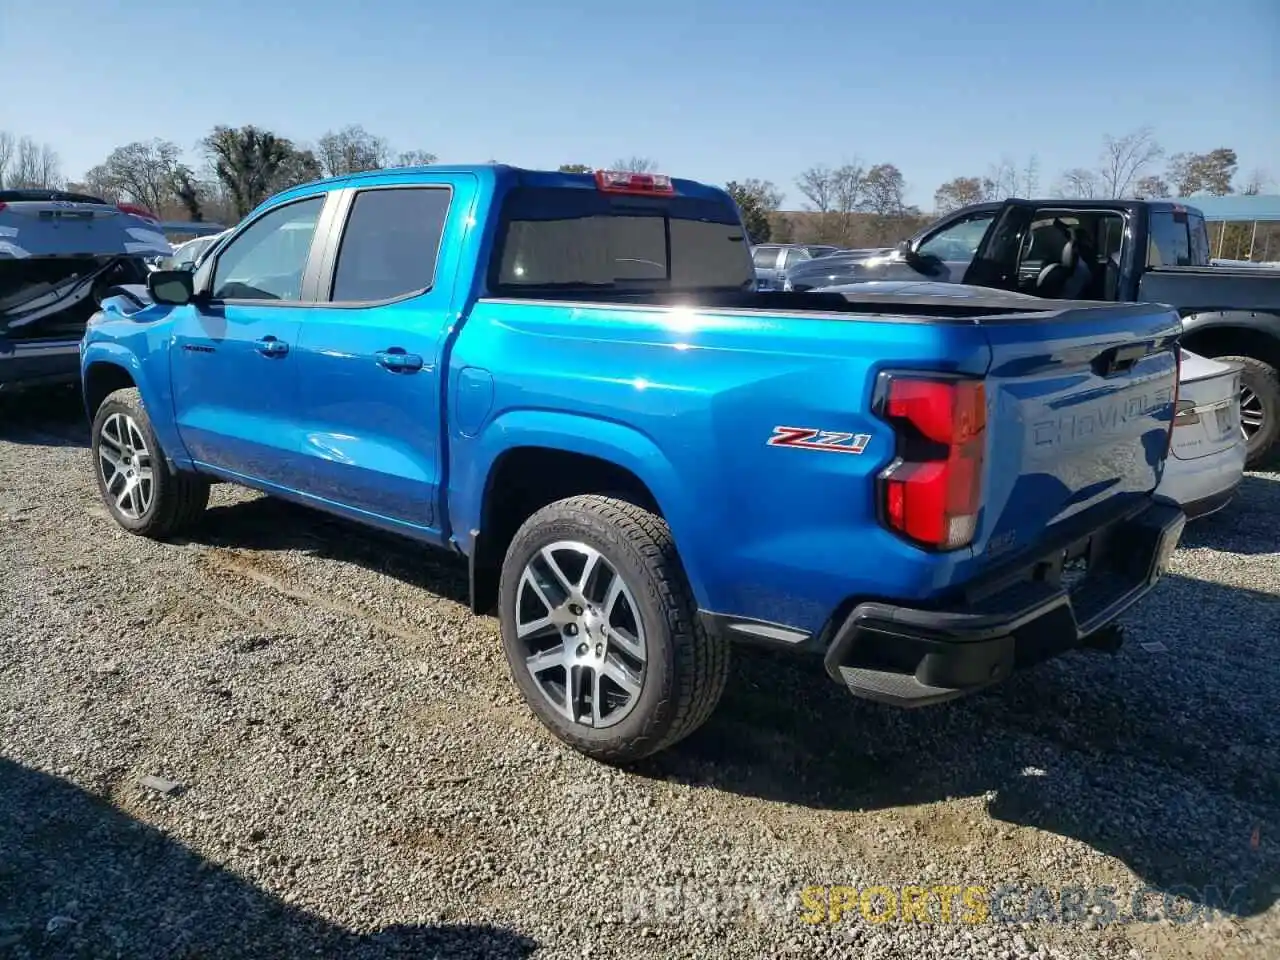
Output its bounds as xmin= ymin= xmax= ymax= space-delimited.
xmin=330 ymin=186 xmax=452 ymax=302
xmin=782 ymin=247 xmax=813 ymax=269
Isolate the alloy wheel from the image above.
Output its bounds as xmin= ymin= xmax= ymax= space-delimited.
xmin=515 ymin=540 xmax=647 ymax=729
xmin=98 ymin=412 xmax=155 ymax=520
xmin=1240 ymin=384 xmax=1265 ymax=444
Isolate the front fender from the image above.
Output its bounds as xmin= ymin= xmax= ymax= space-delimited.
xmin=80 ymin=338 xmax=192 ymax=468
xmin=449 ymin=409 xmax=713 ymax=607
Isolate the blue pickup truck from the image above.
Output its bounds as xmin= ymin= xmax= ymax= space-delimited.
xmin=79 ymin=165 xmax=1186 ymax=763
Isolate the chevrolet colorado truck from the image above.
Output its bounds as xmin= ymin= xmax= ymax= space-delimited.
xmin=79 ymin=165 xmax=1186 ymax=763
xmin=783 ymin=199 xmax=1280 ymax=468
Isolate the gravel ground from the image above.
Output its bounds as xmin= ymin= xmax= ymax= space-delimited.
xmin=1 ymin=390 xmax=1277 ymax=960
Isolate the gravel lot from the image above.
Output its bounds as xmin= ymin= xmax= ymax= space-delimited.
xmin=1 ymin=390 xmax=1277 ymax=960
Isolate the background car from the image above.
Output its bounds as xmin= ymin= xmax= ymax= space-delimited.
xmin=1 ymin=189 xmax=170 ymax=394
xmin=1160 ymin=350 xmax=1247 ymax=518
xmin=161 ymin=229 xmax=231 ymax=271
xmin=779 ymin=247 xmax=895 ymax=291
xmin=751 ymin=243 xmax=842 ymax=291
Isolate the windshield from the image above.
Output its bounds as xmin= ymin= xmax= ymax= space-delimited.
xmin=490 ymin=186 xmax=753 ymax=294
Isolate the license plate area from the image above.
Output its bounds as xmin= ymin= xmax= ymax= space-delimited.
xmin=1215 ymin=403 xmax=1236 ymax=437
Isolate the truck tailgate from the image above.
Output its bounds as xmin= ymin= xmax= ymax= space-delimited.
xmin=975 ymin=302 xmax=1181 ymax=558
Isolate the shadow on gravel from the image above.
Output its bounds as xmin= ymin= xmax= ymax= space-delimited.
xmin=188 ymin=495 xmax=472 ymax=604
xmin=0 ymin=385 xmax=90 ymax=448
xmin=1179 ymin=472 xmax=1280 ymax=555
xmin=634 ymin=572 xmax=1280 ymax=919
xmin=0 ymin=758 xmax=538 ymax=959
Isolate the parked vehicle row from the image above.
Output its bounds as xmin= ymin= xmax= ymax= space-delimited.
xmin=77 ymin=165 xmax=1192 ymax=765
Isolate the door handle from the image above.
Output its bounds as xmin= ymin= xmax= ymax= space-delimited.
xmin=255 ymin=336 xmax=289 ymax=357
xmin=376 ymin=349 xmax=424 ymax=373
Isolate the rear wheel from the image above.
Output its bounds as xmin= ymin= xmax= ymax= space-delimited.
xmin=1218 ymin=355 xmax=1280 ymax=469
xmin=497 ymin=495 xmax=729 ymax=763
xmin=91 ymin=387 xmax=210 ymax=538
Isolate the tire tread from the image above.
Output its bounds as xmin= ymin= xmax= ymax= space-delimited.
xmin=500 ymin=494 xmax=729 ymax=763
xmin=95 ymin=388 xmax=209 ymax=538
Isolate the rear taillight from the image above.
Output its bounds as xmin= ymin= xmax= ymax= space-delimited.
xmin=876 ymin=373 xmax=986 ymax=551
xmin=1165 ymin=349 xmax=1182 ymax=453
xmin=117 ymin=202 xmax=158 ymax=222
xmin=0 ymin=202 xmax=7 ymax=213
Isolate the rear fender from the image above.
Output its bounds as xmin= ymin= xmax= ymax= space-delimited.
xmin=450 ymin=409 xmax=709 ymax=606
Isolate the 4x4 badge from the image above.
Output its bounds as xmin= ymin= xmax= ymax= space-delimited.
xmin=767 ymin=426 xmax=871 ymax=454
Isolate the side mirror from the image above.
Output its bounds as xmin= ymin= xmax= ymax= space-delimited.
xmin=147 ymin=269 xmax=196 ymax=306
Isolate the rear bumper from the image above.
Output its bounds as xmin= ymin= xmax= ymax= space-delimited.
xmin=1157 ymin=442 xmax=1246 ymax=520
xmin=822 ymin=499 xmax=1185 ymax=707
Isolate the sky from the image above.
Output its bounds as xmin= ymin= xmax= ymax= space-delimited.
xmin=1 ymin=0 xmax=1277 ymax=210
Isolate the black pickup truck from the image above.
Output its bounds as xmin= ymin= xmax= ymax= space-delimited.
xmin=784 ymin=199 xmax=1280 ymax=467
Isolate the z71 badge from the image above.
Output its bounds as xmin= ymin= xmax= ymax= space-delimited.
xmin=766 ymin=426 xmax=872 ymax=454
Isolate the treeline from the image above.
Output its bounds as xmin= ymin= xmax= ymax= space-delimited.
xmin=1 ymin=125 xmax=1273 ymax=259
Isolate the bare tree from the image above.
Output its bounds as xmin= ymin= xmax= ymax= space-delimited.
xmin=95 ymin=139 xmax=183 ymax=213
xmin=392 ymin=150 xmax=438 ymax=168
xmin=795 ymin=165 xmax=837 ymax=214
xmin=1241 ymin=168 xmax=1273 ymax=196
xmin=9 ymin=136 xmax=63 ymax=189
xmin=1056 ymin=167 xmax=1101 ymax=199
xmin=611 ymin=156 xmax=658 ymax=173
xmin=862 ymin=163 xmax=906 ymax=218
xmin=316 ymin=125 xmax=390 ymax=177
xmin=830 ymin=162 xmax=866 ymax=215
xmin=1020 ymin=155 xmax=1041 ymax=197
xmin=1134 ymin=175 xmax=1171 ymax=198
xmin=983 ymin=158 xmax=1020 ymax=200
xmin=74 ymin=164 xmax=122 ymax=203
xmin=0 ymin=131 xmax=14 ymax=189
xmin=1098 ymin=127 xmax=1164 ymax=198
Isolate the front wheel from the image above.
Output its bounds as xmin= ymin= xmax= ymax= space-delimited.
xmin=91 ymin=387 xmax=210 ymax=538
xmin=497 ymin=495 xmax=729 ymax=763
xmin=1219 ymin=355 xmax=1280 ymax=469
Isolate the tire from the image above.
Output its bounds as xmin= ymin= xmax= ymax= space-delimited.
xmin=497 ymin=494 xmax=729 ymax=763
xmin=1216 ymin=355 xmax=1280 ymax=469
xmin=90 ymin=387 xmax=210 ymax=538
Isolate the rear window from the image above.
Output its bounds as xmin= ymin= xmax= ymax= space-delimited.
xmin=1148 ymin=211 xmax=1191 ymax=267
xmin=752 ymin=246 xmax=779 ymax=269
xmin=1187 ymin=212 xmax=1211 ymax=265
xmin=490 ymin=187 xmax=753 ymax=294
